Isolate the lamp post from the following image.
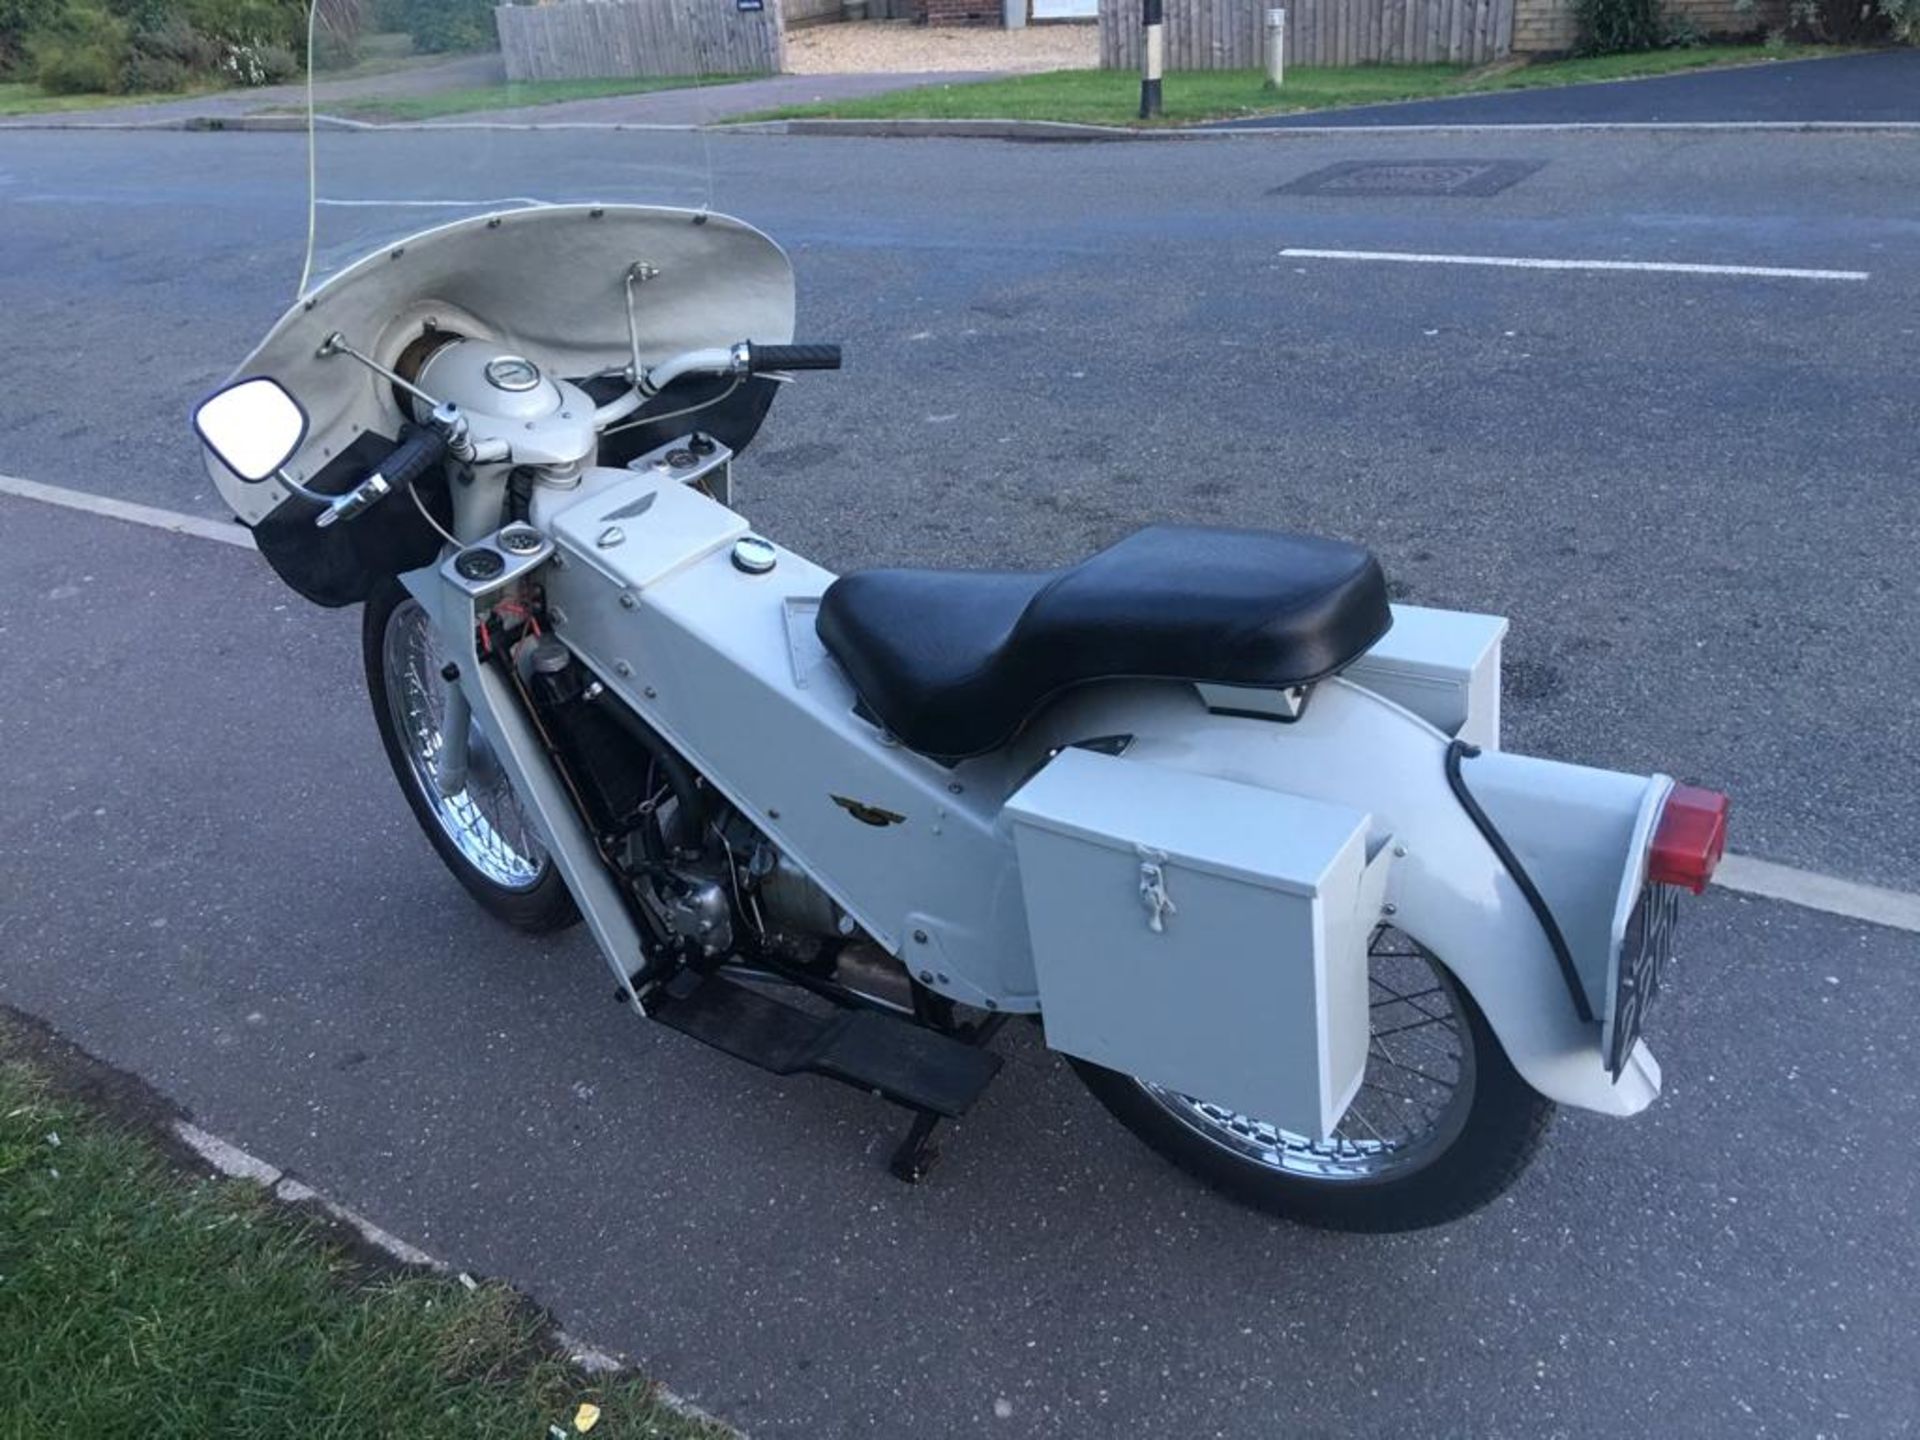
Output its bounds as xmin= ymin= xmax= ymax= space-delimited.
xmin=1139 ymin=0 xmax=1164 ymax=119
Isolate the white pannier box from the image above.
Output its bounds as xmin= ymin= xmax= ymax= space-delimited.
xmin=1005 ymin=748 xmax=1390 ymax=1142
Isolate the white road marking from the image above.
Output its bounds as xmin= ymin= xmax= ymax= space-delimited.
xmin=3 ymin=471 xmax=1916 ymax=934
xmin=1279 ymin=247 xmax=1870 ymax=282
xmin=0 ymin=470 xmax=256 ymax=548
xmin=1714 ymin=854 xmax=1920 ymax=936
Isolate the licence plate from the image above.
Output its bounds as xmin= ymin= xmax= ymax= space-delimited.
xmin=1607 ymin=882 xmax=1679 ymax=1079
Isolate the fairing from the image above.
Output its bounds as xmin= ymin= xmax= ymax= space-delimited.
xmin=209 ymin=205 xmax=796 ymax=527
xmin=198 ymin=6 xmax=794 ymax=596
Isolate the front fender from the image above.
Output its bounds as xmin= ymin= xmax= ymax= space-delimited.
xmin=1030 ymin=680 xmax=1664 ymax=1117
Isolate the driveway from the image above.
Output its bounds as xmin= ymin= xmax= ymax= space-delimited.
xmin=1215 ymin=47 xmax=1920 ymax=128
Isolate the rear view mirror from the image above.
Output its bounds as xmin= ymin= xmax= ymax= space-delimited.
xmin=193 ymin=376 xmax=308 ymax=483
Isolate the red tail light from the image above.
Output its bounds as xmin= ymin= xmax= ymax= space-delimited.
xmin=1648 ymin=784 xmax=1730 ymax=894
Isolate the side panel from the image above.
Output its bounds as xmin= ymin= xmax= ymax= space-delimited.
xmin=542 ymin=477 xmax=1045 ymax=1012
xmin=1025 ymin=680 xmax=1666 ymax=1116
xmin=1005 ymin=749 xmax=1380 ymax=1141
xmin=400 ymin=565 xmax=654 ymax=1012
xmin=535 ymin=470 xmax=1662 ymax=1114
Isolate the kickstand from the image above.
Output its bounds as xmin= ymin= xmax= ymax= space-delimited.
xmin=888 ymin=1110 xmax=943 ymax=1184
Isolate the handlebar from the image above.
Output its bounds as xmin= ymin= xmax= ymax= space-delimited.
xmin=742 ymin=343 xmax=843 ymax=374
xmin=315 ymin=425 xmax=447 ymax=530
xmin=592 ymin=340 xmax=844 ymax=431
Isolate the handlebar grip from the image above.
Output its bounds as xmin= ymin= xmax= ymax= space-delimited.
xmin=747 ymin=343 xmax=842 ymax=374
xmin=378 ymin=426 xmax=448 ymax=491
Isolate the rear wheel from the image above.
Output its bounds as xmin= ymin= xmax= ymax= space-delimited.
xmin=363 ymin=580 xmax=579 ymax=933
xmin=1070 ymin=927 xmax=1553 ymax=1232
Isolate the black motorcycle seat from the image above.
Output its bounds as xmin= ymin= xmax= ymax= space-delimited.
xmin=814 ymin=524 xmax=1391 ymax=760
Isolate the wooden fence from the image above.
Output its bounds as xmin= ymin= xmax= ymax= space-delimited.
xmin=783 ymin=0 xmax=844 ymax=24
xmin=496 ymin=0 xmax=784 ymax=83
xmin=1098 ymin=0 xmax=1514 ymax=68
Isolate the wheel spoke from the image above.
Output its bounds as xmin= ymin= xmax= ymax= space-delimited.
xmin=384 ymin=599 xmax=547 ymax=892
xmin=1141 ymin=926 xmax=1474 ymax=1182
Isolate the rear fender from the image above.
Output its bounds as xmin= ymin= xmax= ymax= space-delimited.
xmin=1030 ymin=679 xmax=1668 ymax=1116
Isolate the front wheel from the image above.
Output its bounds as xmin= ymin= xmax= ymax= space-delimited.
xmin=363 ymin=580 xmax=579 ymax=934
xmin=1070 ymin=927 xmax=1553 ymax=1232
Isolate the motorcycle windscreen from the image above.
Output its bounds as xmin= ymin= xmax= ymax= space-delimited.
xmin=302 ymin=0 xmax=720 ymax=301
xmin=201 ymin=6 xmax=795 ymax=605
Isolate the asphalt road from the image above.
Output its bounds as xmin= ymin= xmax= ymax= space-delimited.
xmin=1217 ymin=47 xmax=1920 ymax=127
xmin=2 ymin=125 xmax=1918 ymax=1437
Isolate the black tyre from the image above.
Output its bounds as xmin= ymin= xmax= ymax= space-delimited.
xmin=363 ymin=579 xmax=579 ymax=934
xmin=1070 ymin=928 xmax=1553 ymax=1232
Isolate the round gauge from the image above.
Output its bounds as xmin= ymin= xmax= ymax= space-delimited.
xmin=497 ymin=523 xmax=543 ymax=556
xmin=483 ymin=355 xmax=541 ymax=392
xmin=731 ymin=536 xmax=777 ymax=575
xmin=454 ymin=547 xmax=506 ymax=581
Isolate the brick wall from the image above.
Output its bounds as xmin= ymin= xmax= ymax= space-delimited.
xmin=1512 ymin=0 xmax=1785 ymax=52
xmin=923 ymin=0 xmax=1005 ymax=22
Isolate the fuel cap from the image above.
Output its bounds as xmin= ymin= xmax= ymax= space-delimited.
xmin=731 ymin=536 xmax=777 ymax=575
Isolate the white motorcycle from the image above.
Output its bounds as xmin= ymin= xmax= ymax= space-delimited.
xmin=191 ymin=64 xmax=1726 ymax=1232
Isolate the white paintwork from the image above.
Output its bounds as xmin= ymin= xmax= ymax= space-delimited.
xmin=1031 ymin=0 xmax=1097 ymax=15
xmin=1346 ymin=604 xmax=1505 ymax=748
xmin=542 ymin=469 xmax=1044 ymax=1012
xmin=1032 ymin=681 xmax=1669 ymax=1115
xmin=402 ymin=560 xmax=658 ymax=1016
xmin=517 ymin=461 xmax=1665 ymax=1115
xmin=1279 ymin=248 xmax=1870 ymax=283
xmin=1005 ymin=748 xmax=1382 ymax=1141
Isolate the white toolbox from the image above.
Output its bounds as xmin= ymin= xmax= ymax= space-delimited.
xmin=1005 ymin=747 xmax=1391 ymax=1142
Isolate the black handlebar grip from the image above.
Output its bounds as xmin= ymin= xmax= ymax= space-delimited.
xmin=376 ymin=426 xmax=449 ymax=491
xmin=747 ymin=343 xmax=843 ymax=374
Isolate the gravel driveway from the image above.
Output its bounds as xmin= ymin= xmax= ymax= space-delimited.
xmin=785 ymin=18 xmax=1096 ymax=74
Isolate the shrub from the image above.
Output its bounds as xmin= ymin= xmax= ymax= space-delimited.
xmin=0 ymin=0 xmax=64 ymax=75
xmin=1883 ymin=0 xmax=1920 ymax=39
xmin=132 ymin=13 xmax=222 ymax=71
xmin=1572 ymin=0 xmax=1667 ymax=53
xmin=121 ymin=48 xmax=189 ymax=87
xmin=1778 ymin=0 xmax=1893 ymax=39
xmin=219 ymin=35 xmax=297 ymax=83
xmin=391 ymin=0 xmax=494 ymax=53
xmin=33 ymin=33 xmax=124 ymax=89
xmin=27 ymin=0 xmax=128 ymax=91
xmin=313 ymin=0 xmax=361 ymax=68
xmin=181 ymin=0 xmax=305 ymax=49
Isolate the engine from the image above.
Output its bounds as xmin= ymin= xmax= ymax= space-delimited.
xmin=522 ymin=636 xmax=853 ymax=967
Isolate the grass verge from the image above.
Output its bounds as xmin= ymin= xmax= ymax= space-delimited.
xmin=737 ymin=43 xmax=1843 ymax=127
xmin=0 ymin=1011 xmax=724 ymax=1440
xmin=332 ymin=72 xmax=763 ymax=121
xmin=0 ymin=80 xmax=226 ymax=116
